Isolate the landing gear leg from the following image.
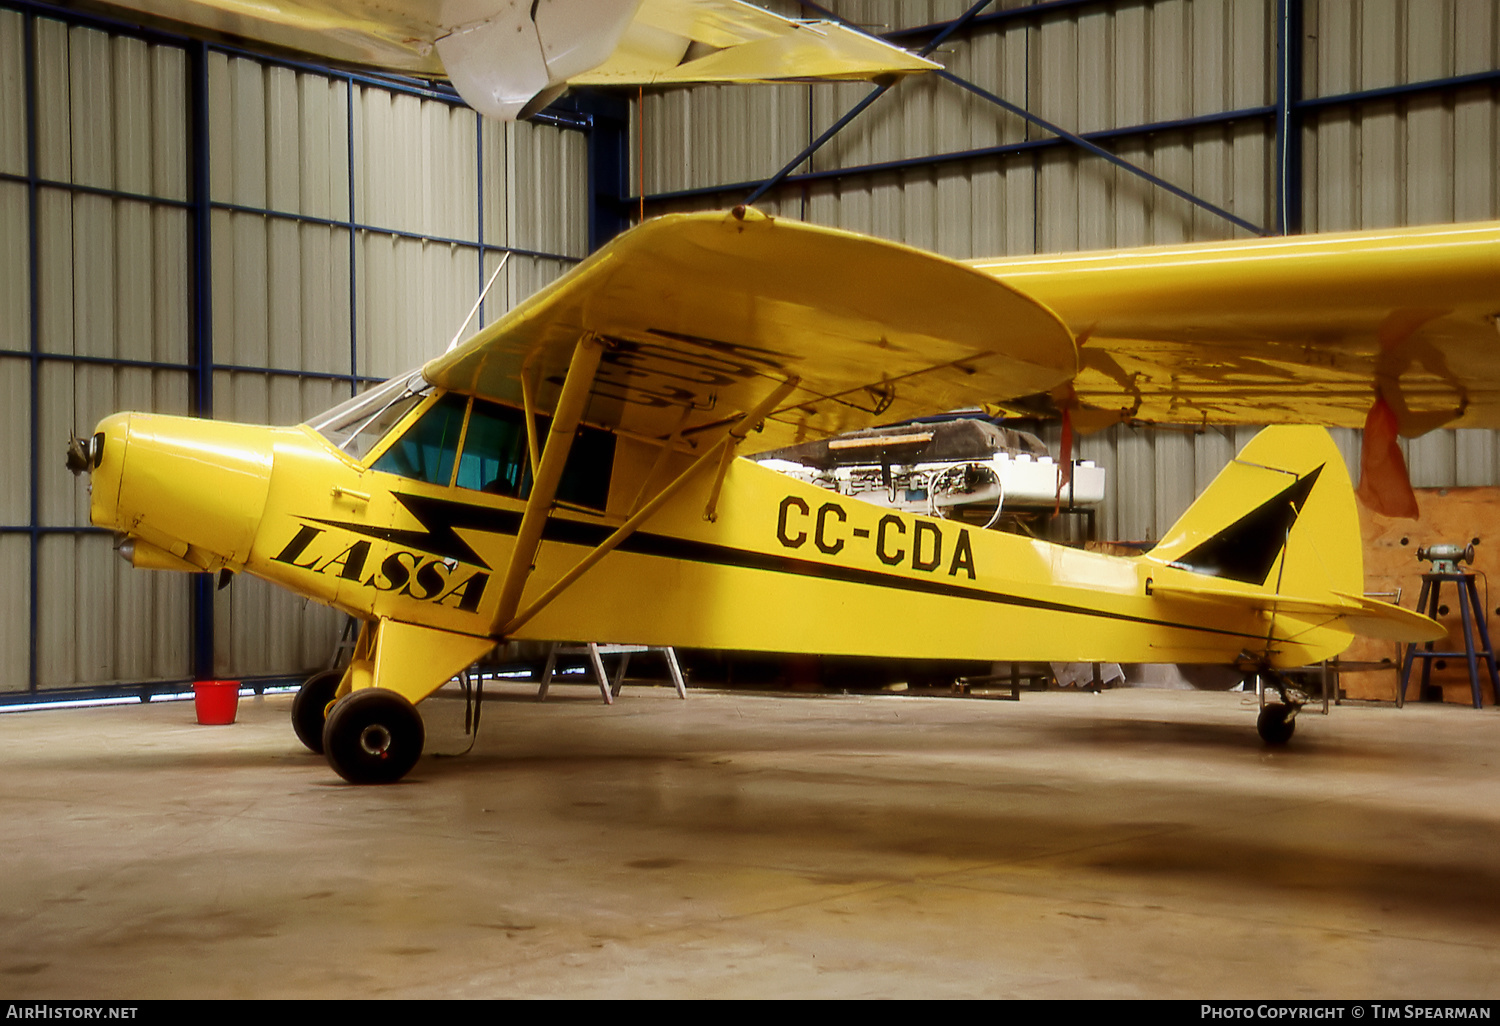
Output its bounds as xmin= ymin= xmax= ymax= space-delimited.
xmin=315 ymin=618 xmax=490 ymax=783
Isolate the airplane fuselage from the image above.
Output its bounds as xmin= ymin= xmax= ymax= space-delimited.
xmin=88 ymin=399 xmax=1351 ymax=676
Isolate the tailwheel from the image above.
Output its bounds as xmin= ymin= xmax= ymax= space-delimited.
xmin=292 ymin=669 xmax=343 ymax=754
xmin=1256 ymin=702 xmax=1298 ymax=745
xmin=323 ymin=688 xmax=425 ymax=784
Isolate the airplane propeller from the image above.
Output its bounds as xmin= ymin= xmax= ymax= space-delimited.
xmin=65 ymin=430 xmax=90 ymax=476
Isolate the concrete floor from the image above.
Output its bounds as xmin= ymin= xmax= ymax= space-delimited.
xmin=2 ymin=682 xmax=1499 ymax=999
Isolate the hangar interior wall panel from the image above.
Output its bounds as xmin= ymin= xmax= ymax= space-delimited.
xmin=493 ymin=118 xmax=589 ymax=311
xmin=636 ymin=0 xmax=1500 ymax=542
xmin=0 ymin=10 xmax=22 ymax=175
xmin=2 ymin=4 xmax=589 ymax=697
xmin=15 ymin=19 xmax=196 ymax=691
xmin=0 ymin=180 xmax=26 ymax=355
xmin=0 ymin=535 xmax=27 ymax=693
xmin=5 ymin=0 xmax=1496 ymax=692
xmin=1304 ymin=0 xmax=1500 ymax=232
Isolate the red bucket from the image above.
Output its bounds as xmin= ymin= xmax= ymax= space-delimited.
xmin=193 ymin=680 xmax=241 ymax=725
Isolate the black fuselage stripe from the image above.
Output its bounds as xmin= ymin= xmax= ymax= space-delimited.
xmin=530 ymin=515 xmax=1264 ymax=641
xmin=598 ymin=527 xmax=1270 ymax=642
xmin=305 ymin=499 xmax=1269 ymax=643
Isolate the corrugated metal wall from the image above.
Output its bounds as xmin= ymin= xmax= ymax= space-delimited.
xmin=0 ymin=3 xmax=589 ymax=697
xmin=2 ymin=13 xmax=195 ymax=695
xmin=637 ymin=0 xmax=1500 ymax=542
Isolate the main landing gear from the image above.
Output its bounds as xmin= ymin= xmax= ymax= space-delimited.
xmin=292 ymin=669 xmax=342 ymax=754
xmin=323 ymin=688 xmax=425 ymax=785
xmin=291 ymin=669 xmax=427 ymax=784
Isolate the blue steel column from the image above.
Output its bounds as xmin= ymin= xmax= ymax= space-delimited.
xmin=346 ymin=74 xmax=358 ymax=393
xmin=1275 ymin=0 xmax=1305 ymax=235
xmin=577 ymin=93 xmax=630 ymax=251
xmin=189 ymin=41 xmax=214 ymax=681
xmin=24 ymin=9 xmax=38 ymax=694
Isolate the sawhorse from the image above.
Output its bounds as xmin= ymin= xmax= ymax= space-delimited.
xmin=537 ymin=643 xmax=688 ymax=705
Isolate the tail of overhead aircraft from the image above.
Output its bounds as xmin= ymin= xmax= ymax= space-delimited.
xmin=1143 ymin=426 xmax=1441 ymax=657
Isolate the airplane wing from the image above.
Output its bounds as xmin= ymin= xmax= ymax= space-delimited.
xmin=95 ymin=0 xmax=938 ymax=121
xmin=427 ymin=211 xmax=1500 ymax=454
xmin=422 ymin=207 xmax=1077 ymax=450
xmin=970 ymin=221 xmax=1500 ymax=436
xmin=430 ymin=211 xmax=1498 ymax=518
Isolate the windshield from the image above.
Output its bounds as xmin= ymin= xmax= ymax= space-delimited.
xmin=305 ymin=370 xmax=431 ymax=461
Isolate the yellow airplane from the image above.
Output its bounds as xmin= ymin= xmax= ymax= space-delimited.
xmin=94 ymin=0 xmax=939 ymax=121
xmin=70 ymin=208 xmax=1472 ymax=784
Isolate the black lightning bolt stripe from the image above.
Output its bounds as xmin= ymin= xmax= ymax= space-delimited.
xmin=302 ymin=492 xmax=1271 ymax=643
xmin=308 ymin=492 xmax=524 ymax=570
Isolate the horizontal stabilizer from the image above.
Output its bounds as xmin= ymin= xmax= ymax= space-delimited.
xmin=573 ymin=15 xmax=940 ymax=86
xmin=1326 ymin=590 xmax=1449 ymax=643
xmin=1150 ymin=581 xmax=1444 ymax=644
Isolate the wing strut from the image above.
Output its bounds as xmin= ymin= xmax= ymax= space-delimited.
xmin=491 ymin=334 xmax=606 ymax=636
xmin=497 ymin=375 xmax=801 ymax=639
xmin=519 ymin=350 xmax=543 ymax=478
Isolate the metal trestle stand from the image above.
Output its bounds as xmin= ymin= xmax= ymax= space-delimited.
xmin=1397 ymin=544 xmax=1498 ymax=709
xmin=537 ymin=643 xmax=688 ymax=705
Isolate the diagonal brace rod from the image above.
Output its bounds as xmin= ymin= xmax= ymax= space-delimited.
xmin=745 ymin=85 xmax=888 ymax=207
xmin=500 ymin=434 xmax=733 ymax=639
xmin=940 ymin=70 xmax=1267 ymax=236
xmin=800 ymin=1 xmax=1265 ymax=236
xmin=746 ymin=0 xmax=996 ymax=207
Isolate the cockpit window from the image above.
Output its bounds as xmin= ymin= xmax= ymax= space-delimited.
xmin=355 ymin=389 xmax=617 ymax=511
xmin=454 ymin=397 xmax=616 ymax=512
xmin=370 ymin=391 xmax=467 ymax=486
xmin=305 ymin=371 xmax=430 ymax=460
xmin=455 ymin=399 xmax=530 ymax=496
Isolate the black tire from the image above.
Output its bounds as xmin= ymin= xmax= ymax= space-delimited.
xmin=1257 ymin=702 xmax=1297 ymax=745
xmin=323 ymin=688 xmax=425 ymax=785
xmin=292 ymin=669 xmax=343 ymax=754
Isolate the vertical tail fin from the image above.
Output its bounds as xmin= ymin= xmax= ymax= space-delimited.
xmin=1148 ymin=426 xmax=1362 ymax=601
xmin=1144 ymin=427 xmax=1441 ymax=658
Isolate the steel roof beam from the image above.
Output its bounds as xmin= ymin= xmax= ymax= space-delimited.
xmin=744 ymin=0 xmax=996 ymax=207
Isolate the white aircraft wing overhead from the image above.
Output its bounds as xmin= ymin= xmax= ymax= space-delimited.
xmin=92 ymin=0 xmax=938 ymax=121
xmin=571 ymin=0 xmax=940 ymax=87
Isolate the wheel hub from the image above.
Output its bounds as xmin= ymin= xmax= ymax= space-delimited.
xmin=359 ymin=723 xmax=393 ymax=757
